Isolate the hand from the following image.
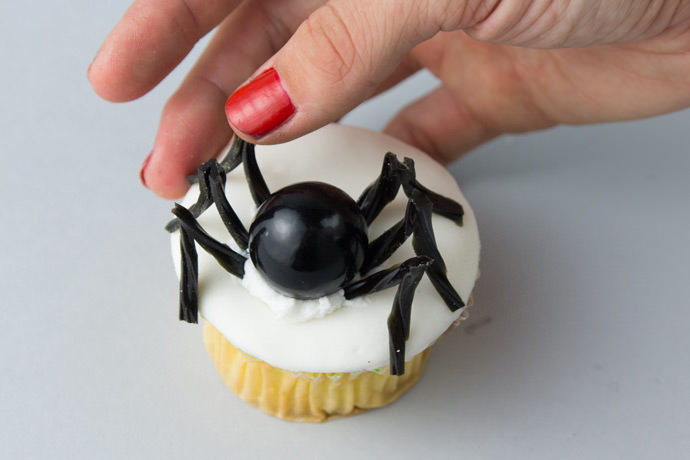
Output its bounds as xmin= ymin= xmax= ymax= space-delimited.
xmin=88 ymin=0 xmax=690 ymax=198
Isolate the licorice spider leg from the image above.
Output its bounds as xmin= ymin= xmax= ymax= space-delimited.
xmin=172 ymin=204 xmax=247 ymax=325
xmin=357 ymin=152 xmax=408 ymax=225
xmin=241 ymin=141 xmax=270 ymax=205
xmin=409 ymin=191 xmax=465 ymax=312
xmin=165 ymin=136 xmax=270 ymax=232
xmin=165 ymin=160 xmax=216 ymax=232
xmin=184 ymin=135 xmax=244 ymax=186
xmin=360 ymin=186 xmax=465 ymax=312
xmin=360 ymin=199 xmax=415 ymax=274
xmin=178 ymin=225 xmax=199 ymax=323
xmin=206 ymin=160 xmax=249 ymax=250
xmin=343 ymin=256 xmax=432 ymax=375
xmin=357 ymin=153 xmax=464 ymax=226
xmin=411 ymin=180 xmax=464 ymax=224
xmin=171 ymin=204 xmax=246 ymax=278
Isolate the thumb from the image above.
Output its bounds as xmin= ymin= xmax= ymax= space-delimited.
xmin=224 ymin=0 xmax=484 ymax=142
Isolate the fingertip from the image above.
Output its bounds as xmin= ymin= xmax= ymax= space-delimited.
xmin=87 ymin=27 xmax=160 ymax=103
xmin=140 ymin=145 xmax=200 ymax=199
xmin=88 ymin=57 xmax=147 ymax=103
xmin=88 ymin=0 xmax=207 ymax=103
xmin=139 ymin=150 xmax=153 ymax=189
xmin=141 ymin=78 xmax=232 ymax=199
xmin=224 ymin=67 xmax=296 ymax=139
xmin=142 ymin=162 xmax=192 ymax=199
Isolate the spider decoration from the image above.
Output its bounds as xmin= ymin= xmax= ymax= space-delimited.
xmin=166 ymin=136 xmax=466 ymax=375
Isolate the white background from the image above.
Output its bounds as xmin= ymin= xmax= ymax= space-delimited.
xmin=1 ymin=1 xmax=689 ymax=458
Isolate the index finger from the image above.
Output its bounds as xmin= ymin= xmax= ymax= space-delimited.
xmin=88 ymin=0 xmax=241 ymax=102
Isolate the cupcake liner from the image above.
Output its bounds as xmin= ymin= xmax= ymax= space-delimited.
xmin=203 ymin=322 xmax=429 ymax=422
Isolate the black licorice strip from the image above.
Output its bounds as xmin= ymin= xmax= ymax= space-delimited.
xmin=207 ymin=161 xmax=249 ymax=250
xmin=361 ymin=200 xmax=415 ymax=274
xmin=166 ymin=138 xmax=246 ymax=232
xmin=425 ymin=268 xmax=465 ymax=312
xmin=217 ymin=136 xmax=244 ymax=175
xmin=401 ymin=157 xmax=464 ymax=225
xmin=179 ymin=226 xmax=199 ymax=323
xmin=388 ymin=310 xmax=407 ymax=376
xmin=185 ymin=135 xmax=244 ymax=185
xmin=413 ymin=180 xmax=464 ymax=225
xmin=354 ymin=153 xmax=467 ymax=370
xmin=344 ymin=263 xmax=401 ymax=299
xmin=409 ymin=190 xmax=465 ymax=311
xmin=343 ymin=257 xmax=431 ymax=374
xmin=241 ymin=141 xmax=270 ymax=206
xmin=172 ymin=204 xmax=246 ymax=278
xmin=165 ymin=164 xmax=214 ymax=233
xmin=344 ymin=256 xmax=431 ymax=302
xmin=410 ymin=191 xmax=446 ymax=274
xmin=388 ymin=257 xmax=429 ymax=375
xmin=399 ymin=157 xmax=417 ymax=197
xmin=357 ymin=153 xmax=401 ymax=225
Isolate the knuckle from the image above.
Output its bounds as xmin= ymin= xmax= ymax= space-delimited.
xmin=302 ymin=4 xmax=368 ymax=84
xmin=427 ymin=0 xmax=501 ymax=31
xmin=172 ymin=0 xmax=203 ymax=45
xmin=462 ymin=0 xmax=577 ymax=46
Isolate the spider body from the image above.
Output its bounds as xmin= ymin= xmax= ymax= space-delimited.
xmin=167 ymin=135 xmax=467 ymax=375
xmin=248 ymin=181 xmax=368 ymax=299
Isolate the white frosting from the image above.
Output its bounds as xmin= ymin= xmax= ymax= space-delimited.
xmin=171 ymin=124 xmax=480 ymax=373
xmin=241 ymin=259 xmax=365 ymax=321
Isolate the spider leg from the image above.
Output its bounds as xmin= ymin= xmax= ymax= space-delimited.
xmin=357 ymin=152 xmax=411 ymax=225
xmin=178 ymin=225 xmax=199 ymax=323
xmin=358 ymin=153 xmax=464 ymax=226
xmin=361 ymin=189 xmax=466 ymax=312
xmin=165 ymin=159 xmax=216 ymax=232
xmin=168 ymin=157 xmax=250 ymax=248
xmin=171 ymin=153 xmax=250 ymax=323
xmin=241 ymin=140 xmax=270 ymax=205
xmin=359 ymin=150 xmax=466 ymax=312
xmin=360 ymin=200 xmax=414 ymax=274
xmin=184 ymin=134 xmax=244 ymax=186
xmin=395 ymin=157 xmax=464 ymax=225
xmin=172 ymin=204 xmax=247 ymax=276
xmin=207 ymin=161 xmax=249 ymax=250
xmin=165 ymin=137 xmax=270 ymax=232
xmin=172 ymin=204 xmax=247 ymax=323
xmin=410 ymin=180 xmax=464 ymax=224
xmin=410 ymin=191 xmax=465 ymax=312
xmin=217 ymin=135 xmax=245 ymax=174
xmin=343 ymin=256 xmax=432 ymax=375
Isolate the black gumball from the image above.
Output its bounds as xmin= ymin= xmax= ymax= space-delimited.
xmin=248 ymin=182 xmax=368 ymax=299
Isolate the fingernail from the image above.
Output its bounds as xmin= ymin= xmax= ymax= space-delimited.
xmin=139 ymin=150 xmax=153 ymax=188
xmin=225 ymin=68 xmax=295 ymax=137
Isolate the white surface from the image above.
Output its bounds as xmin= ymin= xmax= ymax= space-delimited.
xmin=1 ymin=1 xmax=689 ymax=459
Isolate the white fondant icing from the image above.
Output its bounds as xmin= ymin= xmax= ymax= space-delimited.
xmin=171 ymin=124 xmax=480 ymax=373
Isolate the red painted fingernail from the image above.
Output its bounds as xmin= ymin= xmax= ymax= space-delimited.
xmin=139 ymin=150 xmax=153 ymax=188
xmin=225 ymin=68 xmax=295 ymax=137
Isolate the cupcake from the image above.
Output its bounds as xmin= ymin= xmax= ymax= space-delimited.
xmin=169 ymin=124 xmax=480 ymax=422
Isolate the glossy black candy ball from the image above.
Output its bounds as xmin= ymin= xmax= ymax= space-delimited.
xmin=248 ymin=182 xmax=368 ymax=299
